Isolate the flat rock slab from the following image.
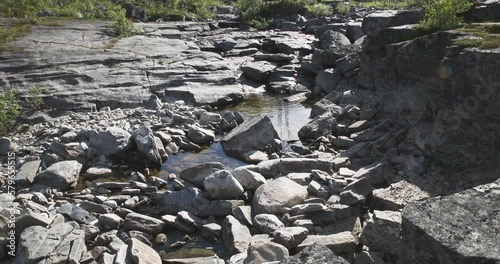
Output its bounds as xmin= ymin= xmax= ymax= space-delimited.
xmin=0 ymin=20 xmax=247 ymax=110
xmin=400 ymin=179 xmax=500 ymax=264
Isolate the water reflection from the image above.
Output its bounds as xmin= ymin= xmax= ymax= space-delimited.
xmin=161 ymin=93 xmax=312 ymax=175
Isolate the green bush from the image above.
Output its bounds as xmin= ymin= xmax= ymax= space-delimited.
xmin=420 ymin=0 xmax=472 ymax=31
xmin=0 ymin=89 xmax=21 ymax=135
xmin=306 ymin=3 xmax=333 ymax=16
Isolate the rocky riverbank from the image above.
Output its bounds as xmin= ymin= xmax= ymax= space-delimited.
xmin=1 ymin=2 xmax=500 ymax=264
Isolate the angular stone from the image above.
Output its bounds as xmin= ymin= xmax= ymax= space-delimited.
xmin=368 ymin=180 xmax=430 ymax=211
xmin=273 ymin=227 xmax=309 ymax=249
xmin=88 ymin=127 xmax=131 ymax=156
xmin=98 ymin=214 xmax=124 ymax=230
xmin=132 ymin=126 xmax=163 ymax=165
xmin=279 ymin=244 xmax=350 ymax=264
xmin=222 ymin=215 xmax=252 ymax=255
xmin=253 ymin=177 xmax=308 ymax=215
xmin=296 ymin=232 xmax=358 ymax=255
xmin=256 ymin=158 xmax=333 ymax=178
xmin=15 ymin=160 xmax=41 ymax=187
xmin=187 ymin=125 xmax=215 ymax=145
xmin=34 ymin=160 xmax=82 ymax=190
xmin=180 ymin=162 xmax=226 ymax=187
xmin=221 ymin=115 xmax=281 ymax=161
xmin=204 ymin=170 xmax=244 ymax=200
xmin=253 ymin=214 xmax=284 ymax=235
xmin=124 ymin=213 xmax=164 ymax=235
xmin=128 ymin=238 xmax=162 ymax=264
xmin=231 ymin=167 xmax=267 ymax=191
xmin=241 ymin=61 xmax=275 ymax=81
xmin=56 ymin=204 xmax=96 ymax=225
xmin=360 ymin=210 xmax=402 ymax=256
xmin=244 ymin=241 xmax=289 ymax=264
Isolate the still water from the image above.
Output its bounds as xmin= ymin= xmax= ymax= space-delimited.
xmin=161 ymin=93 xmax=312 ymax=175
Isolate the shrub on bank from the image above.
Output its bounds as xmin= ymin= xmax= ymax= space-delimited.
xmin=420 ymin=0 xmax=473 ymax=31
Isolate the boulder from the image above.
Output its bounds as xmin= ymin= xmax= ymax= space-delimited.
xmin=128 ymin=238 xmax=162 ymax=264
xmin=203 ymin=170 xmax=244 ymax=200
xmin=98 ymin=214 xmax=124 ymax=230
xmin=241 ymin=61 xmax=276 ymax=81
xmin=335 ymin=53 xmax=361 ymax=76
xmin=360 ymin=210 xmax=402 ymax=256
xmin=15 ymin=160 xmax=41 ymax=187
xmin=88 ymin=127 xmax=131 ymax=156
xmin=231 ymin=167 xmax=267 ymax=191
xmin=315 ymin=68 xmax=342 ymax=95
xmin=400 ymin=179 xmax=500 ymax=264
xmin=279 ymin=244 xmax=350 ymax=264
xmin=200 ymin=112 xmax=222 ymax=124
xmin=187 ymin=125 xmax=215 ymax=145
xmin=180 ymin=162 xmax=227 ymax=187
xmin=244 ymin=241 xmax=289 ymax=264
xmin=296 ymin=232 xmax=358 ymax=255
xmin=56 ymin=204 xmax=96 ymax=225
xmin=132 ymin=126 xmax=164 ymax=165
xmin=320 ymin=30 xmax=351 ymax=50
xmin=346 ymin=22 xmax=364 ymax=43
xmin=273 ymin=227 xmax=309 ymax=249
xmin=151 ymin=187 xmax=244 ymax=217
xmin=253 ymin=177 xmax=308 ymax=215
xmin=222 ymin=215 xmax=252 ymax=255
xmin=361 ymin=10 xmax=424 ymax=35
xmin=298 ymin=112 xmax=337 ymax=141
xmin=256 ymin=158 xmax=333 ymax=179
xmin=253 ymin=214 xmax=284 ymax=235
xmin=0 ymin=137 xmax=14 ymax=155
xmin=15 ymin=223 xmax=86 ymax=264
xmin=123 ymin=213 xmax=164 ymax=235
xmin=34 ymin=160 xmax=82 ymax=190
xmin=221 ymin=115 xmax=281 ymax=161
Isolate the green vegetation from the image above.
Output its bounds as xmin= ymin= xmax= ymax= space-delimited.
xmin=139 ymin=0 xmax=223 ymax=20
xmin=420 ymin=0 xmax=472 ymax=31
xmin=25 ymin=85 xmax=45 ymax=110
xmin=305 ymin=2 xmax=333 ymax=16
xmin=333 ymin=0 xmax=430 ymax=10
xmin=0 ymin=23 xmax=30 ymax=51
xmin=454 ymin=24 xmax=500 ymax=49
xmin=0 ymin=89 xmax=21 ymax=135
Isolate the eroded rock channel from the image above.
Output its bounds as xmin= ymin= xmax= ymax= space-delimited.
xmin=1 ymin=2 xmax=500 ymax=264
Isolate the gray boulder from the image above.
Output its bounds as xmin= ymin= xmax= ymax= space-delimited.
xmin=231 ymin=167 xmax=267 ymax=191
xmin=151 ymin=187 xmax=244 ymax=217
xmin=0 ymin=137 xmax=13 ymax=156
xmin=128 ymin=238 xmax=162 ymax=264
xmin=241 ymin=61 xmax=276 ymax=81
xmin=221 ymin=115 xmax=281 ymax=161
xmin=279 ymin=244 xmax=349 ymax=264
xmin=56 ymin=204 xmax=96 ymax=224
xmin=253 ymin=177 xmax=308 ymax=215
xmin=222 ymin=215 xmax=252 ymax=255
xmin=89 ymin=127 xmax=131 ymax=156
xmin=203 ymin=170 xmax=244 ymax=200
xmin=320 ymin=30 xmax=351 ymax=50
xmin=253 ymin=214 xmax=284 ymax=235
xmin=123 ymin=213 xmax=164 ymax=235
xmin=187 ymin=125 xmax=215 ymax=145
xmin=132 ymin=126 xmax=164 ymax=165
xmin=315 ymin=68 xmax=342 ymax=95
xmin=360 ymin=210 xmax=402 ymax=256
xmin=244 ymin=241 xmax=289 ymax=264
xmin=400 ymin=179 xmax=500 ymax=264
xmin=34 ymin=160 xmax=82 ymax=190
xmin=180 ymin=162 xmax=227 ymax=187
xmin=274 ymin=227 xmax=309 ymax=249
xmin=298 ymin=111 xmax=337 ymax=141
xmin=15 ymin=160 xmax=41 ymax=187
xmin=296 ymin=232 xmax=358 ymax=255
xmin=15 ymin=223 xmax=86 ymax=264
